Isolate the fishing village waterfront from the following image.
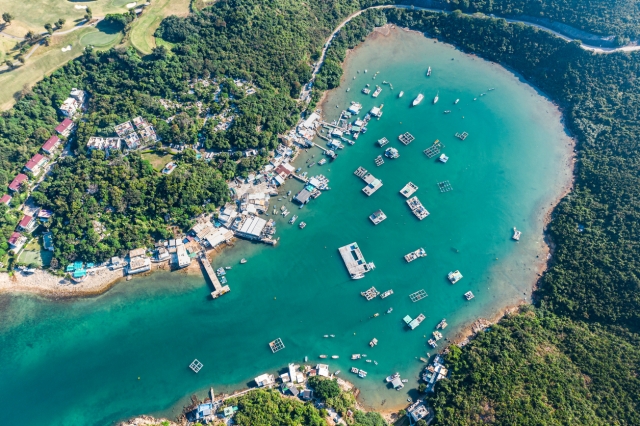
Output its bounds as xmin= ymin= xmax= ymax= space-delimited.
xmin=0 ymin=26 xmax=574 ymax=425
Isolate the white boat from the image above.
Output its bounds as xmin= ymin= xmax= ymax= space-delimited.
xmin=240 ymin=258 xmax=247 ymax=264
xmin=351 ymin=367 xmax=359 ymax=374
xmin=454 ymin=99 xmax=459 ymax=104
xmin=330 ymin=334 xmax=335 ymax=337
xmin=288 ymin=215 xmax=298 ymax=224
xmin=433 ymin=92 xmax=439 ymax=104
xmin=439 ymin=153 xmax=449 ymax=163
xmin=346 ymin=88 xmax=350 ymax=92
xmin=427 ymin=66 xmax=431 ymax=76
xmin=412 ymin=94 xmax=424 ymax=106
xmin=323 ymin=335 xmax=329 ymax=338
xmin=387 ymin=307 xmax=393 ymax=314
xmin=512 ymin=227 xmax=521 ymax=241
xmin=351 ymin=354 xmax=361 ymax=360
xmin=358 ymin=370 xmax=367 ymax=378
xmin=299 ymin=222 xmax=306 ymax=229
xmin=319 ymin=354 xmax=327 ymax=358
xmin=225 ymin=266 xmax=232 ymax=270
xmin=332 ymin=355 xmax=339 ymax=359
xmin=386 ymin=372 xmax=400 ymax=382
xmin=398 ymin=91 xmax=404 ymax=98
xmin=335 ymin=370 xmax=341 ymax=375
xmin=366 ymin=359 xmax=372 ymax=363
xmin=402 ymin=379 xmax=408 ymax=383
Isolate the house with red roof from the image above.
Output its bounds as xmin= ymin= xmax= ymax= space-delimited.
xmin=55 ymin=118 xmax=75 ymax=137
xmin=42 ymin=135 xmax=61 ymax=154
xmin=17 ymin=214 xmax=37 ymax=232
xmin=0 ymin=194 xmax=11 ymax=206
xmin=8 ymin=174 xmax=28 ymax=192
xmin=24 ymin=154 xmax=48 ymax=174
xmin=8 ymin=232 xmax=26 ymax=253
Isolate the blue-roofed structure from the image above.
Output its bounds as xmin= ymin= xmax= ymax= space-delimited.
xmin=186 ymin=403 xmax=213 ymax=422
xmin=66 ymin=264 xmax=75 ymax=272
xmin=86 ymin=262 xmax=95 ymax=268
xmin=73 ymin=261 xmax=83 ymax=270
xmin=73 ymin=269 xmax=86 ymax=278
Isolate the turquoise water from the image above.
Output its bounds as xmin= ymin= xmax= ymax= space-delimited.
xmin=0 ymin=29 xmax=572 ymax=425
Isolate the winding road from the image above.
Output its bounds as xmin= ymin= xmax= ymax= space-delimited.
xmin=300 ymin=4 xmax=640 ymax=101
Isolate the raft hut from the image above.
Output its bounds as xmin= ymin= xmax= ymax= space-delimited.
xmin=399 ymin=182 xmax=418 ymax=198
xmin=338 ymin=242 xmax=375 ymax=279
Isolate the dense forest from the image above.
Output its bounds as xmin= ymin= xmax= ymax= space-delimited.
xmin=405 ymin=0 xmax=640 ymax=41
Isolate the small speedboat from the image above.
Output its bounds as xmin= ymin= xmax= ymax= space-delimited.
xmin=387 ymin=307 xmax=393 ymax=314
xmin=240 ymin=258 xmax=247 ymax=264
xmin=324 ymin=335 xmax=329 ymax=338
xmin=330 ymin=334 xmax=335 ymax=337
xmin=319 ymin=355 xmax=327 ymax=359
xmin=332 ymin=355 xmax=339 ymax=359
xmin=225 ymin=266 xmax=232 ymax=270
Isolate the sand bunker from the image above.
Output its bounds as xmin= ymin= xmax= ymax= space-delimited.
xmin=126 ymin=2 xmax=137 ymax=8
xmin=74 ymin=5 xmax=87 ymax=9
xmin=61 ymin=45 xmax=72 ymax=52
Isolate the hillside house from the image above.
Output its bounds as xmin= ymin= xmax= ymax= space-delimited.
xmin=17 ymin=214 xmax=37 ymax=232
xmin=55 ymin=118 xmax=75 ymax=137
xmin=8 ymin=174 xmax=28 ymax=192
xmin=42 ymin=136 xmax=61 ymax=155
xmin=24 ymin=154 xmax=47 ymax=174
xmin=8 ymin=232 xmax=26 ymax=253
xmin=0 ymin=194 xmax=11 ymax=206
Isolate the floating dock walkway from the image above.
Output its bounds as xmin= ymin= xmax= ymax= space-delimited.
xmin=199 ymin=252 xmax=231 ymax=299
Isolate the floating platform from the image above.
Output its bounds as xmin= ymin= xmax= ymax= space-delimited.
xmin=377 ymin=137 xmax=389 ymax=147
xmin=380 ymin=289 xmax=394 ymax=299
xmin=269 ymin=338 xmax=285 ymax=353
xmin=448 ymin=270 xmax=463 ymax=284
xmin=409 ymin=289 xmax=428 ymax=302
xmin=361 ymin=287 xmax=380 ymax=301
xmin=399 ymin=182 xmax=418 ymax=198
xmin=189 ymin=359 xmax=203 ymax=373
xmin=405 ymin=248 xmax=427 ymax=262
xmin=407 ymin=196 xmax=430 ymax=220
xmin=354 ymin=168 xmax=383 ymax=196
xmin=354 ymin=166 xmax=368 ymax=179
xmin=438 ymin=180 xmax=453 ymax=193
xmin=339 ymin=242 xmax=375 ymax=279
xmin=369 ymin=210 xmax=387 ymax=225
xmin=423 ymin=140 xmax=443 ymax=158
xmin=374 ymin=155 xmax=384 ymax=166
xmin=464 ymin=291 xmax=475 ymax=300
xmin=455 ymin=131 xmax=469 ymax=140
xmin=437 ymin=318 xmax=448 ymax=329
xmin=398 ymin=132 xmax=415 ymax=145
xmin=409 ymin=314 xmax=426 ymax=330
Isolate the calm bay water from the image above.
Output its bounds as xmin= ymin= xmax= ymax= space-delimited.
xmin=0 ymin=29 xmax=572 ymax=425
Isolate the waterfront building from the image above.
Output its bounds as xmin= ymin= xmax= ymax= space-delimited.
xmin=316 ymin=364 xmax=330 ymax=377
xmin=294 ymin=189 xmax=312 ymax=205
xmin=254 ymin=373 xmax=275 ymax=387
xmin=186 ymin=403 xmax=214 ymax=423
xmin=127 ymin=248 xmax=151 ymax=275
xmin=407 ymin=400 xmax=432 ymax=424
xmin=422 ymin=355 xmax=449 ymax=393
xmin=175 ymin=244 xmax=191 ymax=268
xmin=233 ymin=215 xmax=267 ymax=240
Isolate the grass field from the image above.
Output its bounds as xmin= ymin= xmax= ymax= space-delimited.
xmin=0 ymin=0 xmax=134 ymax=37
xmin=17 ymin=238 xmax=52 ymax=267
xmin=129 ymin=0 xmax=190 ymax=54
xmin=0 ymin=24 xmax=123 ymax=110
xmin=141 ymin=151 xmax=175 ymax=171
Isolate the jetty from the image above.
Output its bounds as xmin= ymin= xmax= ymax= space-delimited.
xmin=455 ymin=131 xmax=469 ymax=140
xmin=199 ymin=252 xmax=230 ymax=299
xmin=423 ymin=140 xmax=443 ymax=158
xmin=339 ymin=242 xmax=375 ymax=279
xmin=409 ymin=289 xmax=428 ymax=302
xmin=398 ymin=132 xmax=415 ymax=145
xmin=361 ymin=287 xmax=380 ymax=301
xmin=354 ymin=167 xmax=383 ymax=196
xmin=399 ymin=182 xmax=418 ymax=198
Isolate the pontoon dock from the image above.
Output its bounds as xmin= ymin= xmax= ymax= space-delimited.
xmin=339 ymin=242 xmax=375 ymax=279
xmin=199 ymin=251 xmax=231 ymax=299
xmin=354 ymin=167 xmax=383 ymax=196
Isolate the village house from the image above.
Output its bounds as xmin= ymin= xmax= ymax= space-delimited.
xmin=59 ymin=88 xmax=87 ymax=117
xmin=42 ymin=135 xmax=61 ymax=155
xmin=87 ymin=137 xmax=122 ymax=151
xmin=109 ymin=256 xmax=127 ymax=270
xmin=254 ymin=373 xmax=275 ymax=387
xmin=23 ymin=154 xmax=48 ymax=175
xmin=8 ymin=174 xmax=28 ymax=192
xmin=123 ymin=132 xmax=140 ymax=149
xmin=127 ymin=248 xmax=151 ymax=275
xmin=232 ymin=214 xmax=267 ymax=241
xmin=38 ymin=209 xmax=53 ymax=223
xmin=8 ymin=232 xmax=26 ymax=253
xmin=55 ymin=118 xmax=75 ymax=137
xmin=274 ymin=162 xmax=295 ymax=181
xmin=175 ymin=243 xmax=191 ymax=268
xmin=162 ymin=162 xmax=177 ymax=174
xmin=0 ymin=194 xmax=11 ymax=206
xmin=114 ymin=121 xmax=135 ymax=137
xmin=191 ymin=221 xmax=234 ymax=249
xmin=17 ymin=214 xmax=37 ymax=232
xmin=407 ymin=400 xmax=433 ymax=424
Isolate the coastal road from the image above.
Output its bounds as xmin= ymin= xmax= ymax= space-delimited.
xmin=300 ymin=4 xmax=640 ymax=101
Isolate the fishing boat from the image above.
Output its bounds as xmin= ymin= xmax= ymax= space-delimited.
xmin=319 ymin=354 xmax=328 ymax=358
xmin=362 ymin=87 xmax=371 ymax=95
xmin=369 ymin=338 xmax=378 ymax=347
xmin=225 ymin=266 xmax=232 ymax=270
xmin=448 ymin=270 xmax=463 ymax=284
xmin=386 ymin=372 xmax=400 ymax=382
xmin=332 ymin=355 xmax=339 ymax=359
xmin=288 ymin=215 xmax=298 ymax=224
xmin=428 ymin=339 xmax=438 ymax=348
xmin=436 ymin=318 xmax=448 ymax=329
xmin=387 ymin=307 xmax=393 ymax=314
xmin=444 ymin=110 xmax=451 ymax=114
xmin=439 ymin=153 xmax=449 ymax=163
xmin=412 ymin=94 xmax=424 ymax=106
xmin=398 ymin=91 xmax=404 ymax=98
xmin=464 ymin=291 xmax=475 ymax=300
xmin=240 ymin=258 xmax=247 ymax=264
xmin=335 ymin=370 xmax=341 ymax=375
xmin=351 ymin=354 xmax=361 ymax=360
xmin=287 ymin=190 xmax=291 ymax=196
xmin=427 ymin=66 xmax=432 ymax=76
xmin=512 ymin=227 xmax=522 ymax=241
xmin=454 ymin=99 xmax=460 ymax=104
xmin=318 ymin=158 xmax=327 ymax=165
xmin=372 ymin=86 xmax=382 ymax=98
xmin=308 ymin=162 xmax=315 ymax=168
xmin=351 ymin=367 xmax=359 ymax=374
xmin=358 ymin=370 xmax=367 ymax=378
xmin=433 ymin=92 xmax=439 ymax=104
xmin=330 ymin=334 xmax=335 ymax=337
xmin=299 ymin=221 xmax=306 ymax=229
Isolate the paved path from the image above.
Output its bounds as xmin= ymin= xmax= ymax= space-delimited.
xmin=299 ymin=4 xmax=640 ymax=101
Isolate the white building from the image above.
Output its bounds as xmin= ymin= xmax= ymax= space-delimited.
xmin=316 ymin=364 xmax=329 ymax=377
xmin=254 ymin=373 xmax=275 ymax=387
xmin=233 ymin=215 xmax=267 ymax=240
xmin=127 ymin=248 xmax=151 ymax=275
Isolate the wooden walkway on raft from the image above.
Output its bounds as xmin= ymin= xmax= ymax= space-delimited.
xmin=199 ymin=251 xmax=230 ymax=299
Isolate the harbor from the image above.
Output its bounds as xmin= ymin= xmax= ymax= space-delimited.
xmin=0 ymin=27 xmax=576 ymax=425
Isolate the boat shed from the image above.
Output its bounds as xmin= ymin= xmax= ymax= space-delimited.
xmin=391 ymin=377 xmax=404 ymax=389
xmin=294 ymin=189 xmax=312 ymax=205
xmin=186 ymin=403 xmax=213 ymax=422
xmin=234 ymin=215 xmax=267 ymax=240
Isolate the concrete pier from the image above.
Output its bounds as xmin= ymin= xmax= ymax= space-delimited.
xmin=198 ymin=251 xmax=230 ymax=299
